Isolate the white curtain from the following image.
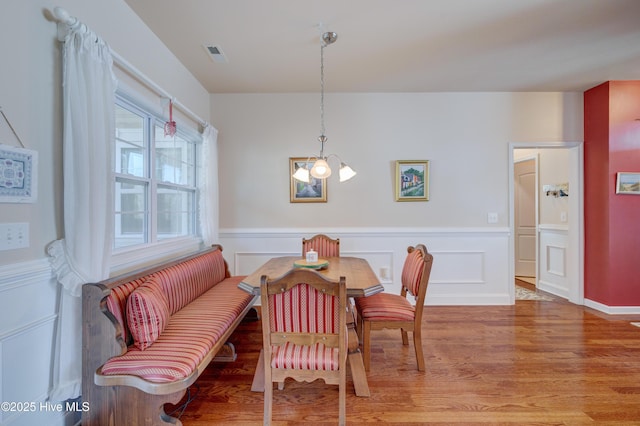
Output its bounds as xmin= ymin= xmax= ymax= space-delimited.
xmin=47 ymin=22 xmax=116 ymax=402
xmin=198 ymin=124 xmax=219 ymax=246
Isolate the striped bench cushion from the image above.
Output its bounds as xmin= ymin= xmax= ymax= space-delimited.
xmin=154 ymin=250 xmax=228 ymax=315
xmin=101 ymin=275 xmax=252 ymax=383
xmin=104 ymin=250 xmax=228 ymax=347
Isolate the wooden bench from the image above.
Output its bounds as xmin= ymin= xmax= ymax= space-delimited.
xmin=82 ymin=245 xmax=258 ymax=425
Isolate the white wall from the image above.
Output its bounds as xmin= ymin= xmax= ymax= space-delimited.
xmin=213 ymin=92 xmax=582 ymax=229
xmin=0 ymin=1 xmax=209 ymax=425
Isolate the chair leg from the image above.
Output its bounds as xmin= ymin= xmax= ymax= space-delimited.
xmin=355 ymin=307 xmax=363 ymax=345
xmin=362 ymin=321 xmax=371 ymax=372
xmin=263 ymin=353 xmax=273 ymax=425
xmin=413 ymin=327 xmax=425 ymax=372
xmin=339 ymin=369 xmax=346 ymax=425
xmin=263 ymin=381 xmax=272 ymax=425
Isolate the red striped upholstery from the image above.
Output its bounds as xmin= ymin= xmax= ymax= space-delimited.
xmin=268 ymin=283 xmax=339 ymax=334
xmin=355 ymin=292 xmax=415 ymax=321
xmin=153 ymin=250 xmax=228 ymax=315
xmin=268 ymin=283 xmax=341 ymax=371
xmin=104 ymin=249 xmax=230 ymax=355
xmin=271 ymin=341 xmax=340 ymax=371
xmin=105 ymin=278 xmax=147 ymax=345
xmin=401 ymin=248 xmax=425 ymax=297
xmin=126 ymin=278 xmax=170 ymax=350
xmin=101 ymin=276 xmax=252 ymax=382
xmin=302 ymin=235 xmax=340 ymax=258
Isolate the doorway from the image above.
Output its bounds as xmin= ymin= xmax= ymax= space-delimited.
xmin=514 ymin=156 xmax=537 ymax=286
xmin=508 ymin=142 xmax=584 ymax=305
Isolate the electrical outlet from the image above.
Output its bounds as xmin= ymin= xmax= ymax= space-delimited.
xmin=380 ymin=266 xmax=389 ymax=279
xmin=0 ymin=223 xmax=29 ymax=251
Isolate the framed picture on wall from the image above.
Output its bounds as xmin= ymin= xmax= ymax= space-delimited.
xmin=0 ymin=144 xmax=38 ymax=203
xmin=616 ymin=172 xmax=640 ymax=195
xmin=289 ymin=157 xmax=327 ymax=203
xmin=395 ymin=160 xmax=429 ymax=201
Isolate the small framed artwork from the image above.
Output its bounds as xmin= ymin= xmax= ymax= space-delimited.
xmin=0 ymin=144 xmax=38 ymax=203
xmin=289 ymin=157 xmax=327 ymax=203
xmin=395 ymin=160 xmax=429 ymax=202
xmin=616 ymin=172 xmax=640 ymax=195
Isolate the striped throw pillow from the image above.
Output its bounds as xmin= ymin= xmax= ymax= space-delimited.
xmin=126 ymin=277 xmax=170 ymax=350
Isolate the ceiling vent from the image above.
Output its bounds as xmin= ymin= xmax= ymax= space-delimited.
xmin=203 ymin=45 xmax=228 ymax=63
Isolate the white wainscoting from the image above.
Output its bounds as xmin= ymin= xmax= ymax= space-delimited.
xmin=219 ymin=227 xmax=512 ymax=306
xmin=538 ymin=225 xmax=569 ymax=299
xmin=0 ymin=259 xmax=73 ymax=426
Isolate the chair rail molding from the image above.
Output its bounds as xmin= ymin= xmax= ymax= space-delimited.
xmin=220 ymin=226 xmax=511 ymax=306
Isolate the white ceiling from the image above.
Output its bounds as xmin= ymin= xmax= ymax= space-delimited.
xmin=124 ymin=0 xmax=640 ymax=94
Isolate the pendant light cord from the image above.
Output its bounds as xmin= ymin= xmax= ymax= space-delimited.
xmin=319 ymin=43 xmax=326 ymax=157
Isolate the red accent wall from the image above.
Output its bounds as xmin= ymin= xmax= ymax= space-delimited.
xmin=584 ymin=81 xmax=640 ymax=306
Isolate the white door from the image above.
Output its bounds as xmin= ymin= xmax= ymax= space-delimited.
xmin=514 ymin=158 xmax=537 ymax=277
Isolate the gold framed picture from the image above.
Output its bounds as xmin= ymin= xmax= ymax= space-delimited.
xmin=395 ymin=160 xmax=429 ymax=202
xmin=289 ymin=157 xmax=327 ymax=203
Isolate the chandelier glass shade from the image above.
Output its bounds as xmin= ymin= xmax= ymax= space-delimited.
xmin=292 ymin=31 xmax=356 ymax=184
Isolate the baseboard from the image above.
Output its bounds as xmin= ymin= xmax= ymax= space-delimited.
xmin=584 ymin=298 xmax=640 ymax=315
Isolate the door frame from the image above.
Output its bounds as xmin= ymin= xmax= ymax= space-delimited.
xmin=508 ymin=142 xmax=584 ymax=305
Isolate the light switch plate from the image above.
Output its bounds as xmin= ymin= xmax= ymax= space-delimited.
xmin=487 ymin=212 xmax=498 ymax=224
xmin=0 ymin=223 xmax=29 ymax=251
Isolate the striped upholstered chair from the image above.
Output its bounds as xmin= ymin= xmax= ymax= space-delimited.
xmin=260 ymin=268 xmax=347 ymax=425
xmin=355 ymin=244 xmax=433 ymax=371
xmin=302 ymin=234 xmax=340 ymax=258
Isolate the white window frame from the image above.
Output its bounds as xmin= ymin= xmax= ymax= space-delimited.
xmin=111 ymin=93 xmax=202 ymax=273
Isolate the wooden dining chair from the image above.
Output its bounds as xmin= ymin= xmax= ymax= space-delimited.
xmin=260 ymin=268 xmax=348 ymax=425
xmin=355 ymin=244 xmax=433 ymax=372
xmin=302 ymin=234 xmax=340 ymax=257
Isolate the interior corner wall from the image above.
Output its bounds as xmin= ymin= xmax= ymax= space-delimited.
xmin=584 ymin=81 xmax=640 ymax=306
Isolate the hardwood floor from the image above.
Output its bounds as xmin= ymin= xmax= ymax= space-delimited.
xmin=168 ymin=296 xmax=640 ymax=425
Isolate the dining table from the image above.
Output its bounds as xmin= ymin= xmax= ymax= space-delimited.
xmin=238 ymin=255 xmax=384 ymax=397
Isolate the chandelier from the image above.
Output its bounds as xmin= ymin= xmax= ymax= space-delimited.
xmin=292 ymin=31 xmax=356 ymax=183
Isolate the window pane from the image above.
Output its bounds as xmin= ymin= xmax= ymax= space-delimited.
xmin=115 ymin=105 xmax=146 ymax=177
xmin=157 ymin=186 xmax=194 ymax=240
xmin=155 ymin=127 xmax=195 ymax=185
xmin=113 ymin=95 xmax=201 ymax=252
xmin=114 ymin=179 xmax=148 ymax=248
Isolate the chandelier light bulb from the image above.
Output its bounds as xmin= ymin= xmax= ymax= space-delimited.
xmin=310 ymin=158 xmax=332 ymax=179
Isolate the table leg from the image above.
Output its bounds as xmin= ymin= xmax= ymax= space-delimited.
xmin=347 ymin=302 xmax=371 ymax=397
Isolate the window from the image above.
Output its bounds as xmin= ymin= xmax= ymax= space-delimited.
xmin=114 ymin=96 xmax=199 ymax=250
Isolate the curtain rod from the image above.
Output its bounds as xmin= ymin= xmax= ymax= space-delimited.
xmin=52 ymin=7 xmax=208 ymax=128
